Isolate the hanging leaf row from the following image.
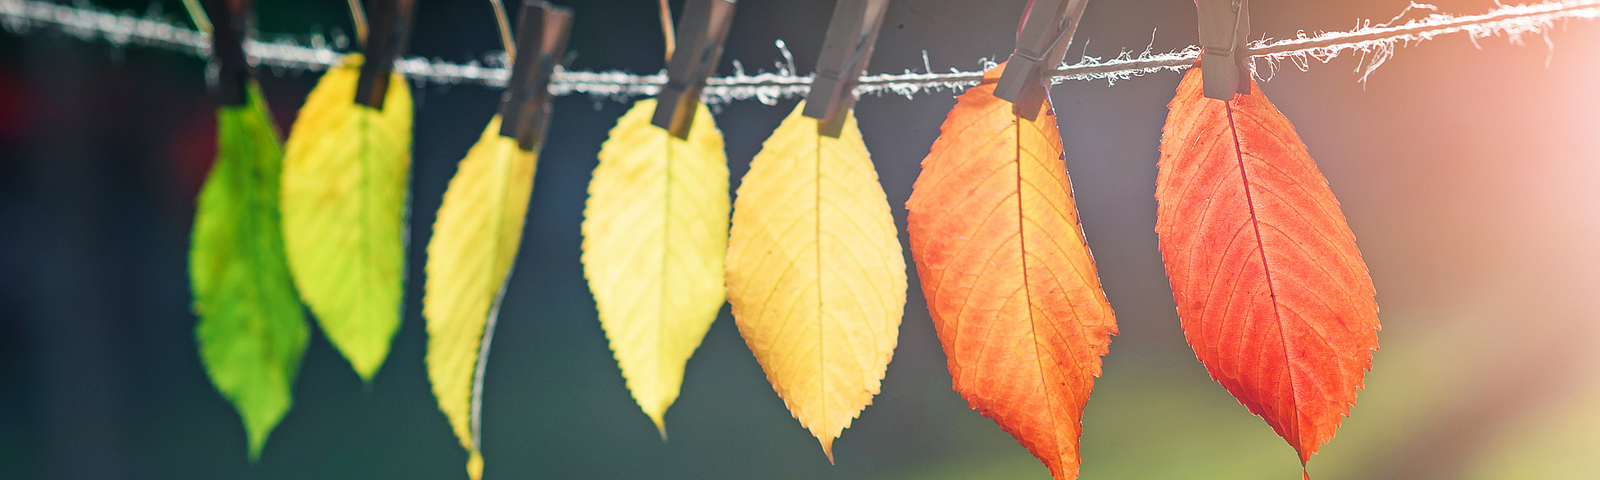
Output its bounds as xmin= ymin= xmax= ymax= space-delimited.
xmin=186 ymin=1 xmax=1380 ymax=479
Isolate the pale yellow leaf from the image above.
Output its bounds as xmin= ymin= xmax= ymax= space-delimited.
xmin=423 ymin=116 xmax=537 ymax=480
xmin=280 ymin=54 xmax=412 ymax=380
xmin=725 ymin=102 xmax=907 ymax=460
xmin=582 ymin=98 xmax=730 ymax=434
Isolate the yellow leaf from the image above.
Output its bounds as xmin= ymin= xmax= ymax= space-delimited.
xmin=423 ymin=116 xmax=537 ymax=480
xmin=582 ymin=99 xmax=730 ymax=434
xmin=280 ymin=54 xmax=412 ymax=381
xmin=725 ymin=102 xmax=906 ymax=460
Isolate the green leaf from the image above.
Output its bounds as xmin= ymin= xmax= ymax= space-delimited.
xmin=191 ymin=82 xmax=310 ymax=460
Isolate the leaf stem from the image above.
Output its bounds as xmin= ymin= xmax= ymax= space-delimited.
xmin=658 ymin=0 xmax=675 ymax=61
xmin=488 ymin=0 xmax=515 ymax=60
xmin=181 ymin=0 xmax=211 ymax=34
xmin=346 ymin=0 xmax=369 ymax=48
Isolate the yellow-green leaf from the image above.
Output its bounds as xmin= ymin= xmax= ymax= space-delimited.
xmin=191 ymin=82 xmax=309 ymax=460
xmin=582 ymin=98 xmax=730 ymax=434
xmin=423 ymin=116 xmax=537 ymax=480
xmin=280 ymin=54 xmax=412 ymax=380
xmin=725 ymin=102 xmax=906 ymax=460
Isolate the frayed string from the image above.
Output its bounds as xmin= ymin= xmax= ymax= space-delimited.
xmin=2 ymin=0 xmax=1596 ymax=104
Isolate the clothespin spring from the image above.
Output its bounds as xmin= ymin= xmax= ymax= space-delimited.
xmin=803 ymin=0 xmax=890 ymax=137
xmin=203 ymin=0 xmax=253 ymax=106
xmin=1199 ymin=0 xmax=1252 ymax=100
xmin=994 ymin=0 xmax=1090 ymax=120
xmin=652 ymin=0 xmax=738 ymax=139
xmin=353 ymin=0 xmax=418 ymax=110
xmin=498 ymin=0 xmax=573 ymax=152
xmin=1010 ymin=12 xmax=1075 ymax=72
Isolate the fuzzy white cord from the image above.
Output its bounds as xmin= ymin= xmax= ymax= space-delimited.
xmin=2 ymin=0 xmax=1596 ymax=104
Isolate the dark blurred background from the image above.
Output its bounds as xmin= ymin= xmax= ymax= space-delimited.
xmin=2 ymin=0 xmax=1599 ymax=478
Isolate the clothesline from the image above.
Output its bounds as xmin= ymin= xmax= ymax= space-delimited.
xmin=2 ymin=0 xmax=1597 ymax=104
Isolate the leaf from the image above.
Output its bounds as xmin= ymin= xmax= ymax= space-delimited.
xmin=582 ymin=99 xmax=729 ymax=434
xmin=1155 ymin=67 xmax=1380 ymax=473
xmin=191 ymin=82 xmax=309 ymax=460
xmin=904 ymin=63 xmax=1117 ymax=480
xmin=280 ymin=54 xmax=413 ymax=380
xmin=423 ymin=116 xmax=537 ymax=480
xmin=725 ymin=102 xmax=906 ymax=460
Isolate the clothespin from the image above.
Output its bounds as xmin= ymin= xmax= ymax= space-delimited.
xmin=652 ymin=0 xmax=738 ymax=139
xmin=994 ymin=0 xmax=1090 ymax=120
xmin=354 ymin=0 xmax=419 ymax=109
xmin=802 ymin=0 xmax=889 ymax=137
xmin=204 ymin=0 xmax=252 ymax=106
xmin=497 ymin=0 xmax=574 ymax=151
xmin=1197 ymin=0 xmax=1251 ymax=100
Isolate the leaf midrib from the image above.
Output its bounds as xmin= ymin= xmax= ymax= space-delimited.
xmin=1224 ymin=100 xmax=1303 ymax=454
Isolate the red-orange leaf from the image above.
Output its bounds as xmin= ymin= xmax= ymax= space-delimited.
xmin=1155 ymin=67 xmax=1380 ymax=472
xmin=906 ymin=63 xmax=1117 ymax=480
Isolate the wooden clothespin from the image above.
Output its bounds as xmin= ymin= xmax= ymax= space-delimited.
xmin=995 ymin=0 xmax=1090 ymax=120
xmin=354 ymin=0 xmax=419 ymax=109
xmin=1197 ymin=0 xmax=1251 ymax=100
xmin=497 ymin=0 xmax=574 ymax=152
xmin=802 ymin=0 xmax=889 ymax=137
xmin=652 ymin=0 xmax=738 ymax=139
xmin=204 ymin=0 xmax=253 ymax=106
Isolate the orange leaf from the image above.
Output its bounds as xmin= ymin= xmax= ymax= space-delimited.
xmin=1155 ymin=67 xmax=1380 ymax=472
xmin=906 ymin=63 xmax=1117 ymax=480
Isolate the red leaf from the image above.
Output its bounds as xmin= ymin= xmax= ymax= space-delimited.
xmin=1155 ymin=67 xmax=1380 ymax=471
xmin=907 ymin=63 xmax=1117 ymax=480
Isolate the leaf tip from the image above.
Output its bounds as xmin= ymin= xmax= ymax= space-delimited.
xmin=241 ymin=409 xmax=283 ymax=464
xmin=350 ymin=350 xmax=388 ymax=385
xmin=819 ymin=437 xmax=836 ymax=464
xmin=652 ymin=415 xmax=668 ymax=442
xmin=245 ymin=436 xmax=265 ymax=464
xmin=467 ymin=450 xmax=484 ymax=480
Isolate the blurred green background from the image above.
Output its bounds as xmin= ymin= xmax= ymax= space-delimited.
xmin=1 ymin=0 xmax=1598 ymax=478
